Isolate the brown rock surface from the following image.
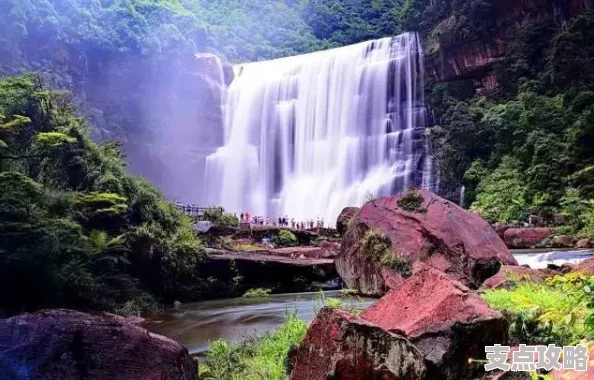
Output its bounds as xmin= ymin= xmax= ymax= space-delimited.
xmin=482 ymin=265 xmax=553 ymax=289
xmin=0 ymin=309 xmax=196 ymax=380
xmin=503 ymin=227 xmax=553 ymax=248
xmin=288 ymin=307 xmax=426 ymax=380
xmin=362 ymin=269 xmax=508 ymax=379
xmin=336 ymin=190 xmax=517 ymax=296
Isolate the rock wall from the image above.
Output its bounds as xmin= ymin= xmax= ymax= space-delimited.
xmin=426 ymin=0 xmax=594 ymax=91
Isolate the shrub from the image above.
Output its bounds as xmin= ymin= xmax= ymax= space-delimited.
xmin=200 ymin=313 xmax=307 ymax=380
xmin=397 ymin=189 xmax=426 ymax=213
xmin=243 ymin=288 xmax=272 ymax=298
xmin=380 ymin=252 xmax=413 ymax=278
xmin=276 ymin=230 xmax=298 ymax=247
xmin=482 ymin=273 xmax=594 ymax=345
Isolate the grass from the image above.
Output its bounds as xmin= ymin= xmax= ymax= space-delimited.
xmin=481 ymin=273 xmax=594 ymax=345
xmin=361 ymin=228 xmax=412 ymax=277
xmin=234 ymin=243 xmax=263 ymax=251
xmin=243 ymin=288 xmax=272 ymax=298
xmin=397 ymin=189 xmax=426 ymax=213
xmin=200 ymin=312 xmax=308 ymax=380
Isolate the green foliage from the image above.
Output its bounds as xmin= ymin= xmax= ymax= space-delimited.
xmin=276 ymin=229 xmax=298 ymax=247
xmin=243 ymin=288 xmax=272 ymax=298
xmin=470 ymin=157 xmax=529 ymax=223
xmin=0 ymin=75 xmax=205 ymax=315
xmin=360 ymin=228 xmax=411 ymax=277
xmin=200 ymin=312 xmax=308 ymax=380
xmin=397 ymin=189 xmax=426 ymax=213
xmin=202 ymin=208 xmax=239 ymax=228
xmin=482 ymin=273 xmax=594 ymax=345
xmin=379 ymin=252 xmax=413 ymax=278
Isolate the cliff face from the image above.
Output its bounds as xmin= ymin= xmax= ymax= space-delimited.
xmin=426 ymin=0 xmax=594 ymax=92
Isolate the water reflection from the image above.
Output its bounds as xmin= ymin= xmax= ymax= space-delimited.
xmin=143 ymin=290 xmax=374 ymax=355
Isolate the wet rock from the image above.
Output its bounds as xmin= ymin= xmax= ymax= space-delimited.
xmin=336 ymin=207 xmax=359 ymax=236
xmin=482 ymin=265 xmax=553 ymax=289
xmin=362 ymin=268 xmax=508 ymax=380
xmin=503 ymin=227 xmax=553 ymax=248
xmin=288 ymin=307 xmax=426 ymax=380
xmin=0 ymin=309 xmax=196 ymax=380
xmin=335 ymin=190 xmax=516 ymax=296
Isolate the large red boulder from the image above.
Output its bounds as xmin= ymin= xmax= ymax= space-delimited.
xmin=362 ymin=269 xmax=508 ymax=380
xmin=503 ymin=227 xmax=553 ymax=248
xmin=0 ymin=309 xmax=197 ymax=380
xmin=335 ymin=190 xmax=517 ymax=296
xmin=288 ymin=307 xmax=426 ymax=380
xmin=482 ymin=265 xmax=554 ymax=289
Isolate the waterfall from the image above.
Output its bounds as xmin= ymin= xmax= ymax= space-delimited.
xmin=204 ymin=32 xmax=434 ymax=223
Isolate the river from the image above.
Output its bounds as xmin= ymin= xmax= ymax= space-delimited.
xmin=143 ymin=249 xmax=592 ymax=355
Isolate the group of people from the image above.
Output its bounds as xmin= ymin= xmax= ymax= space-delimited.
xmin=239 ymin=212 xmax=325 ymax=230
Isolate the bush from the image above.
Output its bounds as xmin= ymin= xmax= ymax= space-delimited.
xmin=482 ymin=273 xmax=594 ymax=345
xmin=276 ymin=230 xmax=298 ymax=247
xmin=243 ymin=288 xmax=272 ymax=298
xmin=397 ymin=189 xmax=426 ymax=213
xmin=200 ymin=313 xmax=307 ymax=380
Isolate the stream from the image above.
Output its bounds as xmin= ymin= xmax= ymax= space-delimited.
xmin=143 ymin=249 xmax=593 ymax=355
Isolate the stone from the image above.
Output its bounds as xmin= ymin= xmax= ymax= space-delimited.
xmin=576 ymin=238 xmax=593 ymax=249
xmin=288 ymin=307 xmax=426 ymax=380
xmin=482 ymin=265 xmax=553 ymax=289
xmin=572 ymin=258 xmax=594 ymax=275
xmin=553 ymin=235 xmax=574 ymax=248
xmin=335 ymin=190 xmax=517 ymax=296
xmin=336 ymin=207 xmax=359 ymax=236
xmin=362 ymin=268 xmax=508 ymax=380
xmin=502 ymin=227 xmax=553 ymax=248
xmin=0 ymin=309 xmax=196 ymax=380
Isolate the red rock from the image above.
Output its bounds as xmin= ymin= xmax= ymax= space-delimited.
xmin=503 ymin=228 xmax=553 ymax=248
xmin=362 ymin=269 xmax=508 ymax=380
xmin=288 ymin=307 xmax=426 ymax=380
xmin=0 ymin=309 xmax=196 ymax=380
xmin=573 ymin=258 xmax=594 ymax=275
xmin=336 ymin=190 xmax=517 ymax=296
xmin=482 ymin=265 xmax=553 ymax=289
xmin=336 ymin=207 xmax=359 ymax=236
xmin=576 ymin=238 xmax=593 ymax=249
xmin=553 ymin=235 xmax=574 ymax=248
xmin=550 ymin=341 xmax=594 ymax=380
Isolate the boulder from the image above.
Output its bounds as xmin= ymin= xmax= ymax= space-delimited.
xmin=0 ymin=309 xmax=196 ymax=380
xmin=576 ymin=238 xmax=593 ymax=249
xmin=288 ymin=307 xmax=426 ymax=380
xmin=553 ymin=235 xmax=574 ymax=248
xmin=362 ymin=269 xmax=508 ymax=380
xmin=336 ymin=207 xmax=359 ymax=236
xmin=336 ymin=190 xmax=517 ymax=296
xmin=573 ymin=258 xmax=594 ymax=275
xmin=482 ymin=265 xmax=553 ymax=289
xmin=502 ymin=227 xmax=553 ymax=248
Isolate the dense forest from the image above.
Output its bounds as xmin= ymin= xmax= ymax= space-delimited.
xmin=0 ymin=74 xmax=209 ymax=316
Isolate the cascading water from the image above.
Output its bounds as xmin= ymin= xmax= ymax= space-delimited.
xmin=204 ymin=32 xmax=435 ymax=223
